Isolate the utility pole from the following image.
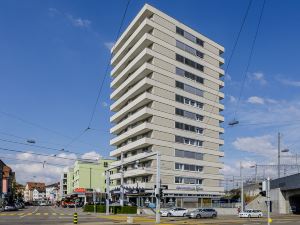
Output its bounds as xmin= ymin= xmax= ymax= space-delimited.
xmin=90 ymin=168 xmax=92 ymax=188
xmin=278 ymin=132 xmax=281 ymax=178
xmin=120 ymin=152 xmax=124 ymax=207
xmin=155 ymin=152 xmax=161 ymax=224
xmin=255 ymin=164 xmax=258 ymax=183
xmin=240 ymin=162 xmax=244 ymax=212
xmin=105 ymin=170 xmax=110 ymax=215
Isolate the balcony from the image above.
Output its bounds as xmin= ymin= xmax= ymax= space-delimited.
xmin=110 ymin=122 xmax=152 ymax=146
xmin=110 ymin=78 xmax=152 ymax=112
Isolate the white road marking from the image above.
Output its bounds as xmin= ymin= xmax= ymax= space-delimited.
xmin=20 ymin=206 xmax=39 ymax=218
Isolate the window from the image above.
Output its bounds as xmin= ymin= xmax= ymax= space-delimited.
xmin=176 ymin=40 xmax=204 ymax=59
xmin=176 ymin=54 xmax=184 ymax=63
xmin=175 ymin=177 xmax=183 ymax=184
xmin=176 ymin=26 xmax=204 ymax=47
xmin=176 ymin=54 xmax=204 ymax=72
xmin=175 ymin=80 xmax=204 ymax=97
xmin=175 ymin=108 xmax=184 ymax=116
xmin=104 ymin=162 xmax=108 ymax=167
xmin=175 ymin=177 xmax=203 ymax=184
xmin=176 ymin=27 xmax=184 ymax=36
xmin=175 ymin=95 xmax=203 ymax=109
xmin=142 ymin=176 xmax=149 ymax=183
xmin=175 ymin=136 xmax=203 ymax=146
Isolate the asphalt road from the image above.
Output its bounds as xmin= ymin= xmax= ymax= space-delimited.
xmin=0 ymin=205 xmax=109 ymax=225
xmin=1 ymin=207 xmax=300 ymax=225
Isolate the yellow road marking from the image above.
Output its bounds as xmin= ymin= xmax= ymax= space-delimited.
xmin=52 ymin=213 xmax=57 ymax=215
xmin=60 ymin=213 xmax=65 ymax=216
xmin=36 ymin=213 xmax=41 ymax=215
xmin=43 ymin=213 xmax=48 ymax=215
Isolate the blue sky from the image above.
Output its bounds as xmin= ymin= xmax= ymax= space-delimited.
xmin=1 ymin=0 xmax=300 ymax=183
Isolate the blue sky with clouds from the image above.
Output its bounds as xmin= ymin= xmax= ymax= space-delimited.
xmin=1 ymin=0 xmax=300 ymax=183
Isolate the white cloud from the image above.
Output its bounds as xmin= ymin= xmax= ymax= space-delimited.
xmin=232 ymin=135 xmax=276 ymax=157
xmin=66 ymin=14 xmax=91 ymax=28
xmin=251 ymin=72 xmax=267 ymax=85
xmin=247 ymin=96 xmax=265 ymax=104
xmin=81 ymin=151 xmax=101 ymax=161
xmin=104 ymin=42 xmax=115 ymax=50
xmin=228 ymin=95 xmax=237 ymax=103
xmin=48 ymin=8 xmax=60 ymax=17
xmin=278 ymin=78 xmax=300 ymax=87
xmin=102 ymin=101 xmax=108 ymax=107
xmin=48 ymin=8 xmax=91 ymax=29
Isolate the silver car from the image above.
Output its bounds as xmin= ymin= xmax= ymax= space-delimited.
xmin=186 ymin=208 xmax=217 ymax=219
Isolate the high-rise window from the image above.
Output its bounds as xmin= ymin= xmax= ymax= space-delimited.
xmin=176 ymin=26 xmax=204 ymax=47
xmin=175 ymin=135 xmax=203 ymax=147
xmin=176 ymin=67 xmax=204 ymax=84
xmin=176 ymin=40 xmax=204 ymax=59
xmin=176 ymin=54 xmax=204 ymax=71
xmin=175 ymin=94 xmax=204 ymax=109
xmin=175 ymin=149 xmax=203 ymax=160
xmin=175 ymin=177 xmax=202 ymax=184
xmin=175 ymin=122 xmax=203 ymax=134
xmin=176 ymin=81 xmax=203 ymax=97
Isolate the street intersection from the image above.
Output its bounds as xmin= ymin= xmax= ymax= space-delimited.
xmin=1 ymin=206 xmax=300 ymax=225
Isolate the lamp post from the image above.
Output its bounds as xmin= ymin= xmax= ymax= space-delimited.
xmin=250 ymin=164 xmax=257 ymax=183
xmin=240 ymin=162 xmax=244 ymax=212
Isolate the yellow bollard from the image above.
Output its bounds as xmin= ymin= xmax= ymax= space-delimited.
xmin=73 ymin=212 xmax=78 ymax=224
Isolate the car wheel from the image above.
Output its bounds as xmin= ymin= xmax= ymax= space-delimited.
xmin=196 ymin=214 xmax=201 ymax=219
xmin=258 ymin=215 xmax=261 ymax=218
xmin=167 ymin=213 xmax=171 ymax=217
xmin=212 ymin=214 xmax=217 ymax=218
xmin=183 ymin=213 xmax=186 ymax=217
xmin=248 ymin=215 xmax=251 ymax=218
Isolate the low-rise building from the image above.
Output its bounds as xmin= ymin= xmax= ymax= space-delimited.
xmin=23 ymin=182 xmax=45 ymax=202
xmin=60 ymin=173 xmax=68 ymax=199
xmin=61 ymin=158 xmax=115 ymax=203
xmin=0 ymin=160 xmax=15 ymax=204
xmin=32 ymin=188 xmax=46 ymax=201
xmin=46 ymin=182 xmax=60 ymax=203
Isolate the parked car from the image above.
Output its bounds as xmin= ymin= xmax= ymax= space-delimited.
xmin=239 ymin=209 xmax=263 ymax=218
xmin=160 ymin=207 xmax=188 ymax=217
xmin=4 ymin=204 xmax=18 ymax=211
xmin=186 ymin=208 xmax=217 ymax=219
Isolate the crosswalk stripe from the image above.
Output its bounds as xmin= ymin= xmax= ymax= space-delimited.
xmin=44 ymin=213 xmax=48 ymax=215
xmin=52 ymin=213 xmax=57 ymax=215
xmin=60 ymin=213 xmax=65 ymax=216
xmin=36 ymin=213 xmax=41 ymax=215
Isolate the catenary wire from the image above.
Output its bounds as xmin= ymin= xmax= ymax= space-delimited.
xmin=232 ymin=0 xmax=267 ymax=119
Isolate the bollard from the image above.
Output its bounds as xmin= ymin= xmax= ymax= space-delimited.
xmin=73 ymin=212 xmax=78 ymax=224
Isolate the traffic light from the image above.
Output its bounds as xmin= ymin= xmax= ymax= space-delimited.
xmin=159 ymin=188 xmax=163 ymax=198
xmin=259 ymin=181 xmax=267 ymax=197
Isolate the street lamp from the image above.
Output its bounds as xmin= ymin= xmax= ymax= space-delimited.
xmin=250 ymin=164 xmax=257 ymax=183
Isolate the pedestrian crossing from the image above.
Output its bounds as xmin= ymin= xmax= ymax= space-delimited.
xmin=0 ymin=212 xmax=77 ymax=217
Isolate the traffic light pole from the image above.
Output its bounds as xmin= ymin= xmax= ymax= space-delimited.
xmin=106 ymin=171 xmax=110 ymax=215
xmin=155 ymin=152 xmax=161 ymax=224
xmin=267 ymin=177 xmax=271 ymax=225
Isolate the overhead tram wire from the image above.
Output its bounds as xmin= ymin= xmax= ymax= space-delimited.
xmin=0 ymin=156 xmax=68 ymax=167
xmin=65 ymin=0 xmax=132 ymax=147
xmin=232 ymin=0 xmax=267 ymax=121
xmin=86 ymin=0 xmax=131 ymax=128
xmin=0 ymin=110 xmax=102 ymax=150
xmin=0 ymin=147 xmax=97 ymax=163
xmin=0 ymin=137 xmax=86 ymax=156
xmin=202 ymin=0 xmax=253 ymax=128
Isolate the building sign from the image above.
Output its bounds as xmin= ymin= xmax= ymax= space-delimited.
xmin=74 ymin=188 xmax=86 ymax=193
xmin=176 ymin=186 xmax=203 ymax=191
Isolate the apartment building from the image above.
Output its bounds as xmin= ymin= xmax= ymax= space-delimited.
xmin=60 ymin=173 xmax=68 ymax=199
xmin=109 ymin=4 xmax=225 ymax=207
xmin=23 ymin=182 xmax=45 ymax=202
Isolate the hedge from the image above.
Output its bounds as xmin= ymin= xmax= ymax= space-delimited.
xmin=83 ymin=205 xmax=137 ymax=214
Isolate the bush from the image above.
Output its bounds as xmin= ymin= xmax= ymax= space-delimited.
xmin=83 ymin=205 xmax=137 ymax=214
